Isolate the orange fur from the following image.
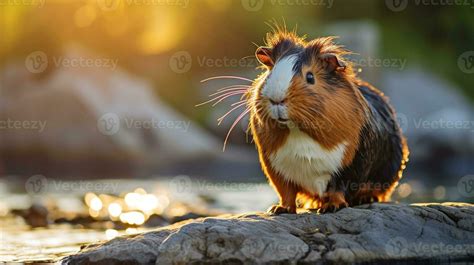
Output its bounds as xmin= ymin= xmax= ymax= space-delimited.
xmin=248 ymin=30 xmax=407 ymax=214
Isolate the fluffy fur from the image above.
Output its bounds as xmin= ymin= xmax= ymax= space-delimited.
xmin=248 ymin=31 xmax=409 ymax=214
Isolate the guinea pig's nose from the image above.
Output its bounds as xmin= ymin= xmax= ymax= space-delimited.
xmin=269 ymin=98 xmax=285 ymax=105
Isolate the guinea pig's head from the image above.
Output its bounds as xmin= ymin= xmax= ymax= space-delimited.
xmin=251 ymin=32 xmax=368 ymax=149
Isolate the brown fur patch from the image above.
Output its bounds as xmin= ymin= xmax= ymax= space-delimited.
xmin=286 ymin=57 xmax=368 ymax=167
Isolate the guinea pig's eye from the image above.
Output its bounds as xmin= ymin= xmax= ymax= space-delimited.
xmin=306 ymin=72 xmax=315 ymax=85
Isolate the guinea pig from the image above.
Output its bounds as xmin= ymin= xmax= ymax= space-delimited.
xmin=248 ymin=31 xmax=409 ymax=214
xmin=201 ymin=30 xmax=409 ymax=214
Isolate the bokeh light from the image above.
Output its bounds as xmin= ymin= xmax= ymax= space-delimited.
xmin=397 ymin=183 xmax=412 ymax=198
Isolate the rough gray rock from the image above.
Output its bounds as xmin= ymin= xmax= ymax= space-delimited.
xmin=62 ymin=203 xmax=474 ymax=264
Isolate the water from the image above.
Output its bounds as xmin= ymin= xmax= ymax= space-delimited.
xmin=0 ymin=177 xmax=277 ymax=263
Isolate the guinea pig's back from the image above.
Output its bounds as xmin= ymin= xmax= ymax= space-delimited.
xmin=360 ymin=81 xmax=408 ymax=178
xmin=333 ymin=82 xmax=409 ymax=203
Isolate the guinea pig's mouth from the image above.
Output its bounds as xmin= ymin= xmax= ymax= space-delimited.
xmin=266 ymin=102 xmax=290 ymax=124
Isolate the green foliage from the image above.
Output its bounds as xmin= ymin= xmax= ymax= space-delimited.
xmin=1 ymin=0 xmax=472 ymax=117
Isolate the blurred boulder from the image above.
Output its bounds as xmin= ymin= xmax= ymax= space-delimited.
xmin=384 ymin=68 xmax=473 ymax=145
xmin=0 ymin=46 xmax=219 ymax=177
xmin=384 ymin=68 xmax=474 ymax=186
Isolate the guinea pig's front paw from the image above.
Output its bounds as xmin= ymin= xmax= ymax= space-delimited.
xmin=267 ymin=204 xmax=296 ymax=215
xmin=317 ymin=192 xmax=349 ymax=214
xmin=318 ymin=202 xmax=348 ymax=213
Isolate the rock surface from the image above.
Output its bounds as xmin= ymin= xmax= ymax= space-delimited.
xmin=62 ymin=202 xmax=474 ymax=264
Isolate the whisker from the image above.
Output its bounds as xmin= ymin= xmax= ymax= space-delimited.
xmin=211 ymin=92 xmax=246 ymax=107
xmin=217 ymin=84 xmax=251 ymax=91
xmin=231 ymin=99 xmax=247 ymax=107
xmin=223 ymin=108 xmax=251 ymax=151
xmin=198 ymin=74 xmax=256 ymax=151
xmin=209 ymin=87 xmax=249 ymax=97
xmin=196 ymin=91 xmax=246 ymax=107
xmin=201 ymin=76 xmax=253 ymax=83
xmin=217 ymin=101 xmax=247 ymax=125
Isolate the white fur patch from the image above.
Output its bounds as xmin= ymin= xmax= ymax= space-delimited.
xmin=269 ymin=104 xmax=289 ymax=121
xmin=261 ymin=55 xmax=297 ymax=103
xmin=269 ymin=128 xmax=347 ymax=196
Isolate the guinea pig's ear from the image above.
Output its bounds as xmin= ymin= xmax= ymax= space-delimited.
xmin=320 ymin=53 xmax=346 ymax=72
xmin=256 ymin=46 xmax=274 ymax=67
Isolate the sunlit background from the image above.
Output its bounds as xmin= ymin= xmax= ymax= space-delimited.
xmin=0 ymin=0 xmax=473 ymax=263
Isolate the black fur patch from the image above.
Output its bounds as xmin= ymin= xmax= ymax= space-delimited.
xmin=327 ymin=83 xmax=407 ymax=204
xmin=271 ymin=40 xmax=302 ymax=65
